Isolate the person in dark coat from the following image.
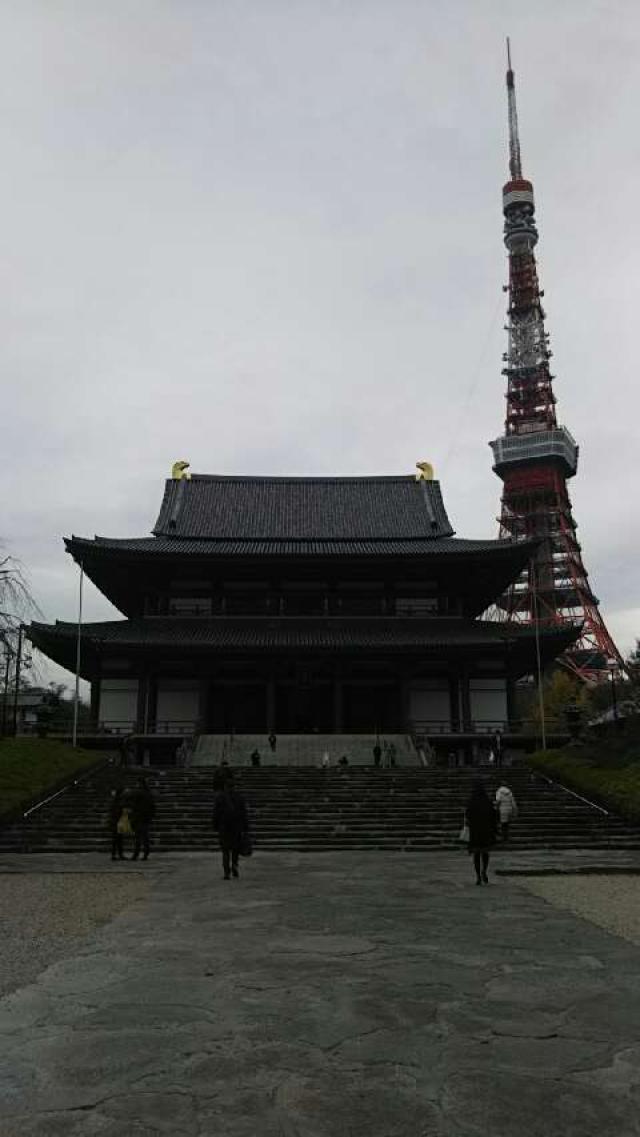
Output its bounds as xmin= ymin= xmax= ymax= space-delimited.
xmin=131 ymin=777 xmax=156 ymax=861
xmin=465 ymin=778 xmax=498 ymax=885
xmin=268 ymin=732 xmax=277 ymax=753
xmin=250 ymin=749 xmax=261 ymax=767
xmin=373 ymin=743 xmax=382 ymax=767
xmin=212 ymin=760 xmax=232 ymax=791
xmin=213 ymin=779 xmax=249 ymax=880
xmin=109 ymin=787 xmax=127 ymax=861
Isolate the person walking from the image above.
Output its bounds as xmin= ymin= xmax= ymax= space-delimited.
xmin=268 ymin=731 xmax=277 ymax=754
xmin=176 ymin=737 xmax=190 ymax=767
xmin=109 ymin=786 xmax=127 ymax=861
xmin=213 ymin=759 xmax=231 ymax=791
xmin=495 ymin=783 xmax=518 ymax=841
xmin=212 ymin=776 xmax=249 ymax=880
xmin=131 ymin=777 xmax=156 ymax=861
xmin=465 ymin=778 xmax=498 ymax=885
xmin=373 ymin=742 xmax=381 ymax=768
xmin=321 ymin=752 xmax=330 ymax=769
xmin=388 ymin=742 xmax=397 ymax=768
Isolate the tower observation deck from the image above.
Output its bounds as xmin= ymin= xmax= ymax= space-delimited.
xmin=489 ymin=41 xmax=621 ymax=681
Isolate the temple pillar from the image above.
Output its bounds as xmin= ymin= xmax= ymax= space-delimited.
xmin=197 ymin=679 xmax=209 ymax=734
xmin=460 ymin=670 xmax=472 ymax=732
xmin=448 ymin=676 xmax=460 ymax=732
xmin=333 ymin=676 xmax=343 ymax=732
xmin=146 ymin=675 xmax=158 ymax=733
xmin=401 ymin=678 xmax=411 ymax=732
xmin=90 ymin=679 xmax=101 ymax=729
xmin=266 ymin=677 xmax=276 ymax=732
xmin=136 ymin=673 xmax=149 ymax=734
xmin=506 ymin=675 xmax=517 ymax=729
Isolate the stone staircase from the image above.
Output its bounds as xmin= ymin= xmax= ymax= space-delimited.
xmin=1 ymin=765 xmax=639 ymax=854
xmin=192 ymin=733 xmax=418 ymax=767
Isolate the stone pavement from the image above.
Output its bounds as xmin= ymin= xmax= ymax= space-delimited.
xmin=2 ymin=851 xmax=640 ymax=1136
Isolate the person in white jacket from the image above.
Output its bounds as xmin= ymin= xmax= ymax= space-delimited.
xmin=495 ymin=784 xmax=518 ymax=841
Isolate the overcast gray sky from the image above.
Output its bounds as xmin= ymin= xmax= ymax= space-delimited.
xmin=2 ymin=0 xmax=638 ymax=690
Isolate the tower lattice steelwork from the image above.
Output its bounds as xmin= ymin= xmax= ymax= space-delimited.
xmin=489 ymin=42 xmax=621 ymax=682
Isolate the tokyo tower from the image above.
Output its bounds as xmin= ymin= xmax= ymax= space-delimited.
xmin=489 ymin=41 xmax=622 ymax=682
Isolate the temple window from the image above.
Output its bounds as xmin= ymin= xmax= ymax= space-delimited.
xmin=168 ymin=597 xmax=213 ymax=616
xmin=225 ymin=592 xmax=269 ymax=615
xmin=333 ymin=581 xmax=385 ymax=615
xmin=283 ymin=591 xmax=326 ymax=616
xmin=395 ymin=596 xmax=439 ymax=617
xmin=334 ymin=590 xmax=385 ymax=615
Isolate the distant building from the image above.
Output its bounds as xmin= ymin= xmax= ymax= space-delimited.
xmin=11 ymin=687 xmax=49 ymax=734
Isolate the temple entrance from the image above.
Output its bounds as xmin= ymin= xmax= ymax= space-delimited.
xmin=342 ymin=683 xmax=402 ymax=732
xmin=205 ymin=677 xmax=403 ymax=733
xmin=275 ymin=683 xmax=333 ymax=732
xmin=208 ymin=683 xmax=266 ymax=732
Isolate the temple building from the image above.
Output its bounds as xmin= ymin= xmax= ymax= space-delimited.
xmin=29 ymin=470 xmax=577 ymax=755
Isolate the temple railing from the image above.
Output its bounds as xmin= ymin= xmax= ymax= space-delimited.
xmin=409 ymin=718 xmax=564 ymax=736
xmin=33 ymin=720 xmax=201 ymax=737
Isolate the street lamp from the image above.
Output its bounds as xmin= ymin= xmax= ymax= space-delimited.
xmin=608 ymin=659 xmax=620 ymax=730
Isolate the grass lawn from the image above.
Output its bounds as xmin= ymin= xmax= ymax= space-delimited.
xmin=0 ymin=738 xmax=99 ymax=818
xmin=530 ymin=739 xmax=640 ymax=824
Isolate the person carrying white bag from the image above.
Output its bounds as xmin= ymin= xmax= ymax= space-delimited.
xmin=495 ymin=783 xmax=518 ymax=842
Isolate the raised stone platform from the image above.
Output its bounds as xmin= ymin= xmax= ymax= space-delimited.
xmin=191 ymin=732 xmax=418 ymax=766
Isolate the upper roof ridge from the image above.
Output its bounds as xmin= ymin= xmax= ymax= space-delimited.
xmin=189 ymin=473 xmax=428 ymax=483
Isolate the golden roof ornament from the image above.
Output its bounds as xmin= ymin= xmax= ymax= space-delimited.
xmin=171 ymin=460 xmax=191 ymax=481
xmin=415 ymin=461 xmax=434 ymax=482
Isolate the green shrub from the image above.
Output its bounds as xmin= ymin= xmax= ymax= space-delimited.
xmin=529 ymin=747 xmax=640 ymax=824
xmin=0 ymin=738 xmax=99 ymax=818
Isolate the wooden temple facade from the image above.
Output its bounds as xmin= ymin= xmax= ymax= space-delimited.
xmin=29 ymin=473 xmax=577 ymax=743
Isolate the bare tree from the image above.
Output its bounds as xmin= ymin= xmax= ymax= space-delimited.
xmin=1 ymin=549 xmax=36 ymax=630
xmin=0 ymin=544 xmax=42 ymax=669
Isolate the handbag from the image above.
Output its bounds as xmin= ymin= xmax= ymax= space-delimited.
xmin=459 ymin=824 xmax=470 ymax=843
xmin=239 ymin=831 xmax=253 ymax=858
xmin=117 ymin=808 xmax=132 ymax=836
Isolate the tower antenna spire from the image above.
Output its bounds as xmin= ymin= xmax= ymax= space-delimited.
xmin=505 ymin=36 xmax=522 ymax=180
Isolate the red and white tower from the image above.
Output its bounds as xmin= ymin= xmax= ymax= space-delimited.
xmin=489 ymin=41 xmax=621 ymax=682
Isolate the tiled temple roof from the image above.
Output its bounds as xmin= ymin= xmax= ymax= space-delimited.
xmin=61 ymin=473 xmax=539 ymax=620
xmin=29 ymin=618 xmax=580 ymax=680
xmin=151 ymin=475 xmax=455 ymax=542
xmin=67 ymin=534 xmax=524 ymax=558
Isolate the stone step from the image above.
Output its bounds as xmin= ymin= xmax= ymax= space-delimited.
xmin=4 ymin=839 xmax=639 ymax=855
xmin=7 ymin=818 xmax=622 ymax=836
xmin=0 ymin=827 xmax=633 ymax=842
xmin=3 ymin=764 xmax=638 ymax=854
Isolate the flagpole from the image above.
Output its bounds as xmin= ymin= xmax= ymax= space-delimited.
xmin=72 ymin=562 xmax=84 ymax=748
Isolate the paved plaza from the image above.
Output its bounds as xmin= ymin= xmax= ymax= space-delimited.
xmin=2 ymin=850 xmax=640 ymax=1136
